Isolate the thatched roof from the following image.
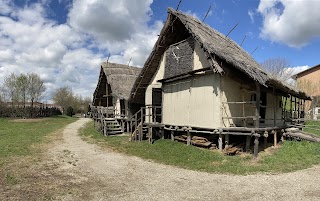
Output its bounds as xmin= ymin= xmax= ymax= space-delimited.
xmin=93 ymin=62 xmax=141 ymax=105
xmin=130 ymin=8 xmax=311 ymax=104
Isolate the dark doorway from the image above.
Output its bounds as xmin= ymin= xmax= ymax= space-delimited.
xmin=260 ymin=91 xmax=267 ymax=123
xmin=120 ymin=99 xmax=125 ymax=117
xmin=152 ymin=88 xmax=162 ymax=123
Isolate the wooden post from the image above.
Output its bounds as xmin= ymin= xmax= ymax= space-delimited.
xmin=139 ymin=109 xmax=144 ymax=141
xmin=273 ymin=130 xmax=277 ymax=147
xmin=254 ymin=134 xmax=259 ymax=158
xmin=263 ymin=131 xmax=268 ymax=149
xmin=225 ymin=134 xmax=229 ymax=149
xmin=187 ymin=131 xmax=191 ymax=146
xmin=218 ymin=134 xmax=223 ymax=151
xmin=242 ymin=93 xmax=246 ymax=127
xmin=126 ymin=121 xmax=129 ymax=133
xmin=161 ymin=128 xmax=164 ymax=139
xmin=290 ymin=95 xmax=293 ymax=119
xmin=171 ymin=130 xmax=174 ymax=141
xmin=273 ymin=88 xmax=276 ymax=126
xmin=255 ymin=82 xmax=260 ymax=128
xmin=134 ymin=114 xmax=137 ymax=141
xmin=104 ymin=120 xmax=107 ymax=136
xmin=148 ymin=125 xmax=152 ymax=144
xmin=245 ymin=136 xmax=251 ymax=152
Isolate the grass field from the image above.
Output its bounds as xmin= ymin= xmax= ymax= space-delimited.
xmin=0 ymin=116 xmax=77 ymax=167
xmin=80 ymin=121 xmax=320 ymax=175
xmin=304 ymin=121 xmax=320 ymax=136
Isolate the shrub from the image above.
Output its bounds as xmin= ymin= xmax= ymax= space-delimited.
xmin=66 ymin=106 xmax=74 ymax=117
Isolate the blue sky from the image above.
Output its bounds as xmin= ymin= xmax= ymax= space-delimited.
xmin=1 ymin=0 xmax=320 ymax=101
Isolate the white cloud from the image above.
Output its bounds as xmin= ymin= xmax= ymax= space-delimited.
xmin=258 ymin=0 xmax=320 ymax=47
xmin=0 ymin=0 xmax=161 ymax=102
xmin=248 ymin=10 xmax=255 ymax=23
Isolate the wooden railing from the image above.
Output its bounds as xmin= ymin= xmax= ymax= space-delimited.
xmin=128 ymin=106 xmax=162 ymax=141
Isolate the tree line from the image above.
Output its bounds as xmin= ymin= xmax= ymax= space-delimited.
xmin=51 ymin=86 xmax=92 ymax=116
xmin=0 ymin=73 xmax=92 ymax=118
xmin=0 ymin=72 xmax=57 ymax=117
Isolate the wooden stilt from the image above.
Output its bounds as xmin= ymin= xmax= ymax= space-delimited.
xmin=218 ymin=134 xmax=223 ymax=151
xmin=263 ymin=131 xmax=268 ymax=149
xmin=171 ymin=130 xmax=174 ymax=141
xmin=104 ymin=120 xmax=107 ymax=136
xmin=187 ymin=131 xmax=191 ymax=146
xmin=225 ymin=134 xmax=229 ymax=149
xmin=246 ymin=136 xmax=251 ymax=151
xmin=254 ymin=135 xmax=259 ymax=158
xmin=161 ymin=128 xmax=164 ymax=139
xmin=273 ymin=131 xmax=277 ymax=147
xmin=148 ymin=126 xmax=152 ymax=144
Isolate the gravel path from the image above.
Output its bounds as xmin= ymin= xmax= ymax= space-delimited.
xmin=50 ymin=118 xmax=320 ymax=201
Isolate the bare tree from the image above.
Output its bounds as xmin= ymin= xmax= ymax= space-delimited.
xmin=261 ymin=58 xmax=294 ymax=82
xmin=28 ymin=73 xmax=46 ymax=108
xmin=4 ymin=73 xmax=18 ymax=108
xmin=16 ymin=74 xmax=29 ymax=108
xmin=52 ymin=86 xmax=74 ymax=113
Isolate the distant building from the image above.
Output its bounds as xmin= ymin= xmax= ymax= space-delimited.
xmin=293 ymin=64 xmax=320 ymax=117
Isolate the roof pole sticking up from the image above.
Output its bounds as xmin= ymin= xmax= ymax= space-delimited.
xmin=106 ymin=53 xmax=110 ymax=68
xmin=202 ymin=5 xmax=211 ymax=22
xmin=251 ymin=46 xmax=259 ymax=55
xmin=226 ymin=21 xmax=239 ymax=37
xmin=241 ymin=34 xmax=247 ymax=47
xmin=127 ymin=57 xmax=135 ymax=75
xmin=176 ymin=0 xmax=183 ymax=11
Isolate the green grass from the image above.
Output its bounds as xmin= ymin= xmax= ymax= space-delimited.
xmin=0 ymin=116 xmax=77 ymax=166
xmin=80 ymin=121 xmax=320 ymax=175
xmin=304 ymin=120 xmax=320 ymax=136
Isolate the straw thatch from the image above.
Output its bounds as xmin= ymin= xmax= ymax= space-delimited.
xmin=93 ymin=62 xmax=141 ymax=106
xmin=130 ymin=8 xmax=310 ymax=104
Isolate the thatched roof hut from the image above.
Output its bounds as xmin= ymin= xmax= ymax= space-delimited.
xmin=130 ymin=8 xmax=310 ymax=104
xmin=93 ymin=62 xmax=141 ymax=106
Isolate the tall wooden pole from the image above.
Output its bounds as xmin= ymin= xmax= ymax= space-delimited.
xmin=255 ymin=82 xmax=261 ymax=128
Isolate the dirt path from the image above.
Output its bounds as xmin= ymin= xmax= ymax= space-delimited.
xmin=40 ymin=118 xmax=320 ymax=200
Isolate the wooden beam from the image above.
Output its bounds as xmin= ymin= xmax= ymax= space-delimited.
xmin=255 ymin=82 xmax=261 ymax=128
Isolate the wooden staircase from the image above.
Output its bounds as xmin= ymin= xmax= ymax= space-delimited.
xmin=103 ymin=118 xmax=123 ymax=136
